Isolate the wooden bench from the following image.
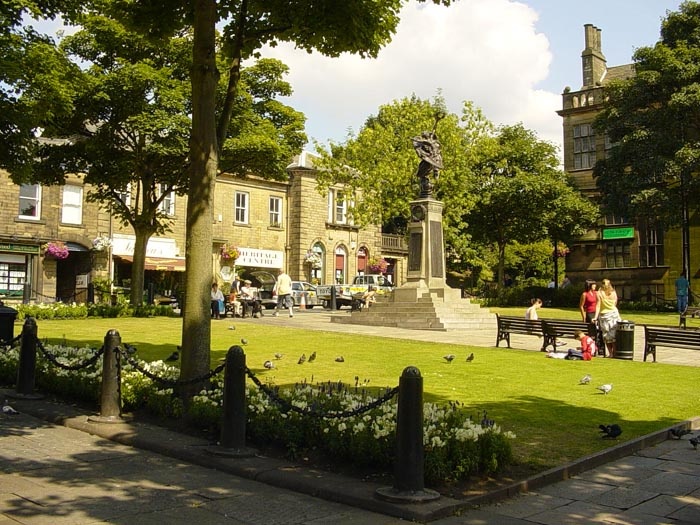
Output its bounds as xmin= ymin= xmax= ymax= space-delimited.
xmin=495 ymin=315 xmax=543 ymax=348
xmin=541 ymin=319 xmax=602 ymax=353
xmin=679 ymin=306 xmax=700 ymax=329
xmin=644 ymin=324 xmax=700 ymax=362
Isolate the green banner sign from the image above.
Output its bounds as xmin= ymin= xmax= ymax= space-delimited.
xmin=602 ymin=227 xmax=634 ymax=240
xmin=0 ymin=243 xmax=40 ymax=254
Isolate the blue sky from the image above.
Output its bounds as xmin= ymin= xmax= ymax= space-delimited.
xmin=28 ymin=0 xmax=683 ymax=155
xmin=260 ymin=0 xmax=683 ymax=154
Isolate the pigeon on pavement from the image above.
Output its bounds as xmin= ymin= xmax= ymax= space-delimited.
xmin=670 ymin=428 xmax=691 ymax=440
xmin=263 ymin=360 xmax=274 ymax=369
xmin=466 ymin=353 xmax=474 ymax=362
xmin=443 ymin=354 xmax=456 ymax=363
xmin=335 ymin=356 xmax=345 ymax=362
xmin=690 ymin=436 xmax=700 ymax=450
xmin=308 ymin=351 xmax=317 ymax=363
xmin=599 ymin=424 xmax=622 ymax=439
xmin=597 ymin=384 xmax=613 ymax=395
xmin=579 ymin=374 xmax=591 ymax=385
xmin=2 ymin=399 xmax=19 ymax=415
xmin=165 ymin=351 xmax=179 ymax=362
xmin=298 ymin=353 xmax=306 ymax=364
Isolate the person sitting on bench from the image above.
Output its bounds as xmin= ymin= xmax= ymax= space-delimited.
xmin=240 ymin=280 xmax=263 ymax=318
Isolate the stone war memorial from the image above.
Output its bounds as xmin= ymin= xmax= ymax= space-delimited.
xmin=335 ymin=127 xmax=493 ymax=330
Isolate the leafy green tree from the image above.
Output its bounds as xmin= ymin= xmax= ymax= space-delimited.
xmin=594 ymin=1 xmax=700 ymax=274
xmin=315 ymin=95 xmax=490 ymax=273
xmin=467 ymin=124 xmax=597 ymax=288
xmin=106 ymin=0 xmax=454 ymax=396
xmin=0 ymin=1 xmax=85 ymax=177
xmin=7 ymin=7 xmax=306 ymax=306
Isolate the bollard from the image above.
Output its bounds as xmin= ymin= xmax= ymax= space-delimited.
xmin=13 ymin=317 xmax=43 ymax=399
xmin=211 ymin=345 xmax=256 ymax=457
xmin=376 ymin=366 xmax=440 ymax=503
xmin=88 ymin=330 xmax=123 ymax=423
xmin=330 ymin=284 xmax=337 ymax=310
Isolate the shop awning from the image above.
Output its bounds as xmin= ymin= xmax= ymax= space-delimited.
xmin=115 ymin=255 xmax=186 ymax=272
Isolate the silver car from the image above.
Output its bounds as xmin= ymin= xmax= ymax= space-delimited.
xmin=291 ymin=281 xmax=320 ymax=308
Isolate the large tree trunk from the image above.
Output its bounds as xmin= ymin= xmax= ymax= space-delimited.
xmin=180 ymin=0 xmax=219 ymax=403
xmin=129 ymin=228 xmax=153 ymax=306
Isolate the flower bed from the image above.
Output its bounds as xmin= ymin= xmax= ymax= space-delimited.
xmin=0 ymin=345 xmax=514 ymax=485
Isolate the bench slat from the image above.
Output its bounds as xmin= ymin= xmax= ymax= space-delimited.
xmin=644 ymin=325 xmax=700 ymax=362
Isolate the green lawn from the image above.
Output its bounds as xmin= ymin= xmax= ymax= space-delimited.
xmin=23 ymin=308 xmax=700 ymax=473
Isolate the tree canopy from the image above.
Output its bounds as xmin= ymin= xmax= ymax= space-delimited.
xmin=594 ymin=1 xmax=700 ymax=227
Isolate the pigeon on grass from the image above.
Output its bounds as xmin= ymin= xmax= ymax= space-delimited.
xmin=443 ymin=354 xmax=456 ymax=363
xmin=298 ymin=354 xmax=306 ymax=364
xmin=263 ymin=360 xmax=274 ymax=370
xmin=466 ymin=353 xmax=474 ymax=362
xmin=308 ymin=351 xmax=317 ymax=363
xmin=335 ymin=356 xmax=345 ymax=362
xmin=599 ymin=424 xmax=622 ymax=439
xmin=165 ymin=351 xmax=179 ymax=362
xmin=240 ymin=338 xmax=248 ymax=345
xmin=579 ymin=374 xmax=591 ymax=385
xmin=274 ymin=353 xmax=284 ymax=360
xmin=597 ymin=384 xmax=613 ymax=395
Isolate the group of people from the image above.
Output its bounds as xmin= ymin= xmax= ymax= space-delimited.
xmin=210 ymin=269 xmax=295 ymax=320
xmin=578 ymin=278 xmax=620 ymax=358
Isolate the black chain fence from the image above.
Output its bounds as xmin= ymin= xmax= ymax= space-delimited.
xmin=117 ymin=347 xmax=226 ymax=387
xmin=246 ymin=367 xmax=399 ymax=419
xmin=35 ymin=337 xmax=105 ymax=371
xmin=0 ymin=333 xmax=22 ymax=351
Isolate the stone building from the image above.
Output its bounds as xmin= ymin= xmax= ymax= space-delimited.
xmin=0 ymin=152 xmax=407 ymax=304
xmin=558 ymin=24 xmax=697 ymax=302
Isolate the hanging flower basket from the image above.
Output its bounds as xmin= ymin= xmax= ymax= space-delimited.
xmin=42 ymin=241 xmax=69 ymax=260
xmin=368 ymin=257 xmax=388 ymax=274
xmin=220 ymin=243 xmax=239 ymax=261
xmin=304 ymin=250 xmax=322 ymax=269
xmin=91 ymin=235 xmax=112 ymax=252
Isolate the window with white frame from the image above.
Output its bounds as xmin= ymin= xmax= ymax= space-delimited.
xmin=158 ymin=184 xmax=175 ymax=216
xmin=61 ymin=185 xmax=83 ymax=224
xmin=235 ymin=191 xmax=249 ymax=224
xmin=269 ymin=196 xmax=282 ymax=227
xmin=18 ymin=184 xmax=41 ymax=219
xmin=116 ymin=184 xmax=131 ymax=207
xmin=327 ymin=188 xmax=348 ymax=224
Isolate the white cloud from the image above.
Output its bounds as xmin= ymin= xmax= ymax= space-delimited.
xmin=259 ymin=0 xmax=563 ymax=152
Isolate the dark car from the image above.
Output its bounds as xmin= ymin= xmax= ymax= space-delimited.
xmin=240 ymin=270 xmax=278 ymax=309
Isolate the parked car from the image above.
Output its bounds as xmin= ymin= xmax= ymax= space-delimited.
xmin=240 ymin=270 xmax=278 ymax=309
xmin=291 ymin=281 xmax=320 ymax=308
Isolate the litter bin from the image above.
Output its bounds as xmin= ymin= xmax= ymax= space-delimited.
xmin=0 ymin=302 xmax=18 ymax=343
xmin=615 ymin=320 xmax=635 ymax=360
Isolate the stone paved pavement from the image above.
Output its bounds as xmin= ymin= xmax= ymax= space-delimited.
xmin=2 ymin=308 xmax=700 ymax=524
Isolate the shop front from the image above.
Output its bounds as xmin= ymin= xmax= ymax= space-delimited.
xmin=112 ymin=234 xmax=186 ymax=301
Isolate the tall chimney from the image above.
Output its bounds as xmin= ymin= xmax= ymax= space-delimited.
xmin=581 ymin=24 xmax=606 ymax=88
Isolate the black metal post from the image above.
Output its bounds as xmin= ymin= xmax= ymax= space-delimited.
xmin=212 ymin=345 xmax=255 ymax=457
xmin=330 ymin=284 xmax=337 ymax=310
xmin=89 ymin=329 xmax=123 ymax=422
xmin=221 ymin=345 xmax=246 ymax=448
xmin=15 ymin=318 xmax=38 ymax=397
xmin=376 ymin=366 xmax=439 ymax=502
xmin=395 ymin=366 xmax=424 ymax=491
